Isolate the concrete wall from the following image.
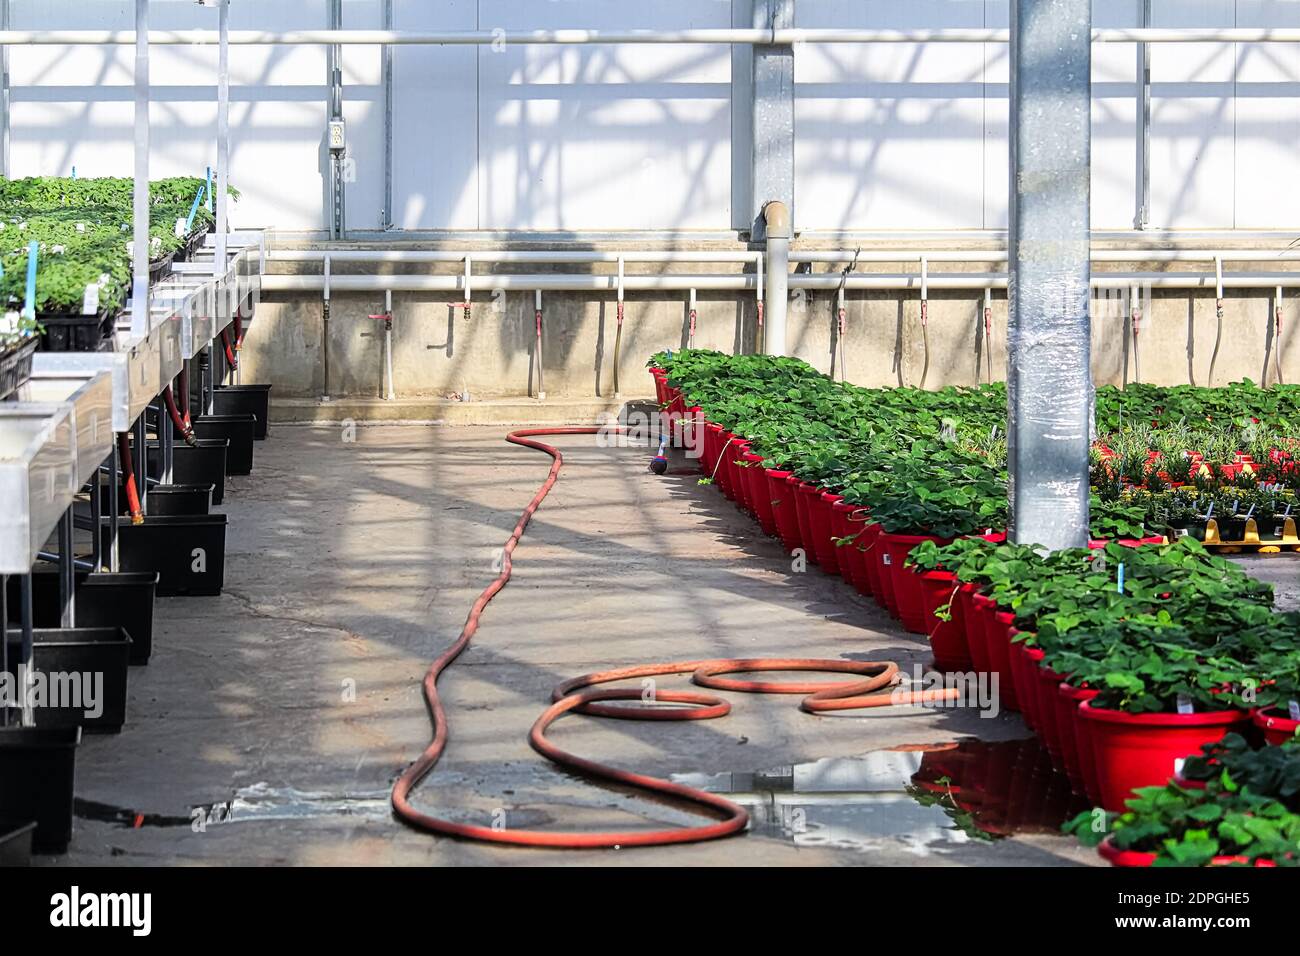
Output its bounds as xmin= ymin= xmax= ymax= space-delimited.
xmin=11 ymin=1 xmax=1300 ymax=232
xmin=244 ymin=249 xmax=1298 ymax=402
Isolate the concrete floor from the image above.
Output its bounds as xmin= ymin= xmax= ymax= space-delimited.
xmin=55 ymin=422 xmax=1281 ymax=867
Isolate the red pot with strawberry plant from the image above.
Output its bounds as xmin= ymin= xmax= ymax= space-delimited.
xmin=1075 ymin=644 xmax=1252 ymax=812
xmin=1250 ymin=652 xmax=1300 ymax=745
xmin=831 ymin=501 xmax=864 ymax=590
xmin=1066 ymin=734 xmax=1300 ymax=866
xmin=905 ymin=540 xmax=974 ymax=672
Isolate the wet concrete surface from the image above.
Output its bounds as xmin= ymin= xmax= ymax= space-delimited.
xmin=55 ymin=423 xmax=1287 ymax=867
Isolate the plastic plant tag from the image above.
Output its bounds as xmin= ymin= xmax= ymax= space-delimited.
xmin=175 ymin=217 xmax=187 ymax=238
xmin=1176 ymin=695 xmax=1194 ymax=715
xmin=82 ymin=283 xmax=100 ymax=316
xmin=882 ymin=552 xmax=891 ymax=565
xmin=1289 ymin=700 xmax=1300 ymax=722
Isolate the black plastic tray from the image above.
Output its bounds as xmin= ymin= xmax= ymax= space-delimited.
xmin=0 ymin=338 xmax=38 ymax=400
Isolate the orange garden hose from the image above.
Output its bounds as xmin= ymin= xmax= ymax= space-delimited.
xmin=117 ymin=432 xmax=144 ymax=525
xmin=391 ymin=427 xmax=959 ymax=849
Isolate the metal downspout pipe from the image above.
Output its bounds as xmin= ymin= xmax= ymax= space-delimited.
xmin=763 ymin=201 xmax=791 ymax=356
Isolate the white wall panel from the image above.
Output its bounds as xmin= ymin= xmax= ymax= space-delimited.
xmin=796 ymin=1 xmax=988 ymax=232
xmin=476 ymin=0 xmax=732 ymax=230
xmin=1235 ymin=0 xmax=1300 ymax=228
xmin=1149 ymin=0 xmax=1236 ymax=229
xmin=390 ymin=0 xmax=478 ymax=230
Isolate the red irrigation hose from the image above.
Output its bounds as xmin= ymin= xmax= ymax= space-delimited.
xmin=178 ymin=365 xmax=193 ymax=429
xmin=117 ymin=432 xmax=144 ymax=525
xmin=163 ymin=385 xmax=197 ymax=446
xmin=220 ymin=329 xmax=238 ymax=374
xmin=391 ymin=426 xmax=959 ymax=849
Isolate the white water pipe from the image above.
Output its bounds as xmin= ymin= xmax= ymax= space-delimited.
xmin=4 ymin=28 xmax=1300 ymax=46
xmin=270 ymin=248 xmax=1300 ymax=267
xmin=262 ymin=270 xmax=1300 ymax=294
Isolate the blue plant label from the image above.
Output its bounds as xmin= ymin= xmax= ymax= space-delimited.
xmin=1289 ymin=700 xmax=1300 ymax=722
xmin=1176 ymin=694 xmax=1194 ymax=715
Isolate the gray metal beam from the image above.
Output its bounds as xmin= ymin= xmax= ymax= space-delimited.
xmin=1135 ymin=0 xmax=1151 ymax=229
xmin=750 ymin=0 xmax=794 ymax=240
xmin=216 ymin=0 xmax=230 ymax=274
xmin=1 ymin=0 xmax=10 ymax=178
xmin=1007 ymin=0 xmax=1093 ymax=551
xmin=382 ymin=0 xmax=393 ymax=231
xmin=130 ymin=0 xmax=150 ymax=338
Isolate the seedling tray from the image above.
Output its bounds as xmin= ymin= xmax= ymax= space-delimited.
xmin=35 ymin=308 xmax=118 ymax=353
xmin=0 ymin=338 xmax=38 ymax=400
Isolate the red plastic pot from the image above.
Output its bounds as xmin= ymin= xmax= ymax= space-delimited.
xmin=858 ymin=520 xmax=887 ymax=605
xmin=715 ymin=430 xmax=737 ymax=498
xmin=1253 ymin=707 xmax=1300 ymax=746
xmin=649 ymin=367 xmax=668 ymax=405
xmin=955 ymin=584 xmax=990 ymax=673
xmin=1008 ymin=636 xmax=1039 ymax=732
xmin=972 ymin=596 xmax=1019 ymax=712
xmin=1079 ymin=702 xmax=1250 ymax=812
xmin=729 ymin=441 xmax=753 ymax=514
xmin=1033 ymin=657 xmax=1067 ymax=770
xmin=702 ymin=422 xmax=723 ymax=476
xmin=844 ymin=510 xmax=874 ymax=597
xmin=766 ymin=469 xmax=799 ymax=552
xmin=805 ymin=488 xmax=841 ymax=574
xmin=880 ymin=533 xmax=952 ymax=633
xmin=1087 ymin=536 xmax=1166 ymax=549
xmin=831 ymin=501 xmax=861 ymax=590
xmin=790 ymin=478 xmax=819 ymax=565
xmin=917 ymin=570 xmax=974 ymax=672
xmin=1057 ymin=683 xmax=1101 ymax=800
xmin=742 ymin=453 xmax=777 ymax=534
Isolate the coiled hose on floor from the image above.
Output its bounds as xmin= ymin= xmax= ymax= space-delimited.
xmin=391 ymin=426 xmax=958 ymax=849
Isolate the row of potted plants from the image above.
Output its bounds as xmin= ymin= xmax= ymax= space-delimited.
xmin=1066 ymin=733 xmax=1300 ymax=866
xmin=906 ymin=534 xmax=1298 ymax=813
xmin=648 ymin=352 xmax=1300 ymax=847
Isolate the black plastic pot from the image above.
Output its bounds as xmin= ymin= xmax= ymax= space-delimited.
xmin=148 ymin=438 xmax=227 ymax=504
xmin=0 ymin=820 xmax=37 ymax=866
xmin=0 ymin=727 xmax=79 ymax=854
xmin=180 ymin=414 xmax=256 ymax=475
xmin=213 ymin=384 xmax=272 ymax=440
xmin=144 ymin=483 xmax=213 ymax=517
xmin=4 ymin=627 xmax=132 ymax=733
xmin=110 ymin=514 xmax=227 ymax=596
xmin=6 ymin=570 xmax=157 ymax=666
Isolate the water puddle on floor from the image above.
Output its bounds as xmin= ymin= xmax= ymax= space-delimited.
xmin=75 ymin=783 xmax=392 ymax=831
xmin=673 ymin=737 xmax=1086 ymax=856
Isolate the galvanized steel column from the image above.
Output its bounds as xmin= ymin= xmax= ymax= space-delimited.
xmin=1007 ymin=0 xmax=1093 ymax=551
xmin=750 ymin=0 xmax=794 ymax=240
xmin=215 ymin=0 xmax=230 ymax=274
xmin=130 ymin=0 xmax=150 ymax=337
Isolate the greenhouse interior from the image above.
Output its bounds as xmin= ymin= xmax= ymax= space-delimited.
xmin=3 ymin=0 xmax=1300 ymax=901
